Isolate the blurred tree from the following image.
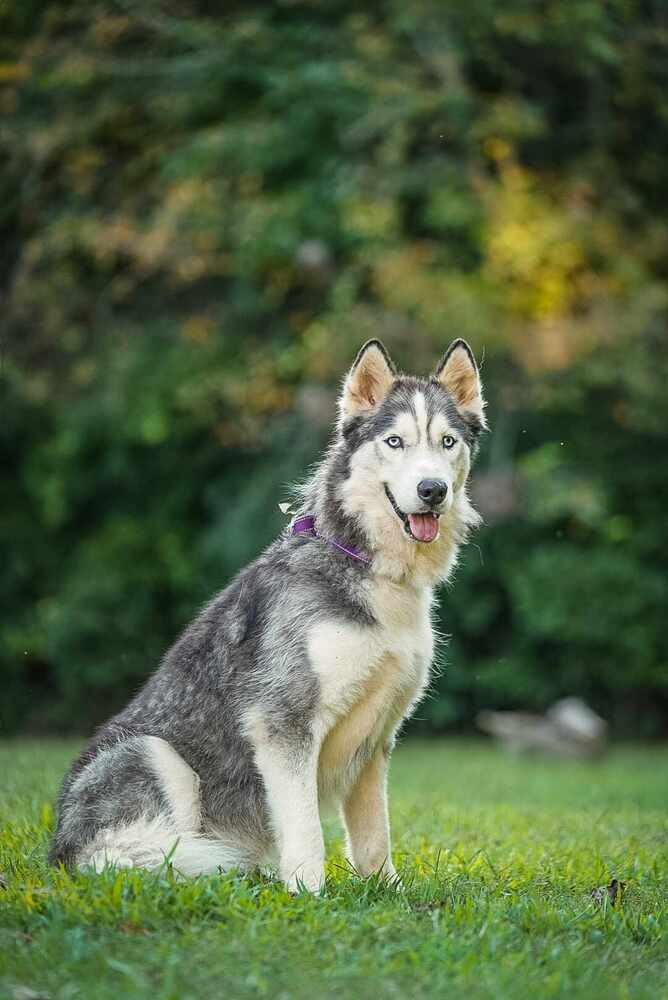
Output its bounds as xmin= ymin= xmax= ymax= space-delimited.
xmin=1 ymin=0 xmax=667 ymax=734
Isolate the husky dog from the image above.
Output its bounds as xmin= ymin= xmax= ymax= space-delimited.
xmin=50 ymin=339 xmax=487 ymax=892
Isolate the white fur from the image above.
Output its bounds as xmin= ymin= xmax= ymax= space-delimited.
xmin=243 ymin=706 xmax=324 ymax=892
xmin=413 ymin=390 xmax=429 ymax=442
xmin=144 ymin=735 xmax=201 ymax=832
xmin=254 ymin=737 xmax=325 ymax=894
xmin=81 ymin=815 xmax=247 ymax=876
xmin=310 ymin=579 xmax=432 ymax=750
xmin=79 ymin=736 xmax=251 ymax=878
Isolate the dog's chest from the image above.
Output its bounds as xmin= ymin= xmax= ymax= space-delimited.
xmin=308 ymin=580 xmax=433 ymax=796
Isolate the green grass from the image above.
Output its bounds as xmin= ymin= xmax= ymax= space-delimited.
xmin=0 ymin=740 xmax=666 ymax=1000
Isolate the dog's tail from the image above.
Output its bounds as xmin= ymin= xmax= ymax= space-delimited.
xmin=77 ymin=815 xmax=253 ymax=876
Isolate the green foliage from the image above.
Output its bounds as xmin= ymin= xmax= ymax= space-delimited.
xmin=2 ymin=1 xmax=668 ymax=732
xmin=1 ymin=741 xmax=667 ymax=998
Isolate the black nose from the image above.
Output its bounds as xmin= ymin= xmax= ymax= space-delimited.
xmin=417 ymin=478 xmax=448 ymax=507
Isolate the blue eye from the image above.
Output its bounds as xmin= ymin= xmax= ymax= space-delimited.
xmin=385 ymin=435 xmax=403 ymax=449
xmin=442 ymin=435 xmax=457 ymax=449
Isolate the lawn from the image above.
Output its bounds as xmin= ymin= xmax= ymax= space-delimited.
xmin=0 ymin=740 xmax=666 ymax=1000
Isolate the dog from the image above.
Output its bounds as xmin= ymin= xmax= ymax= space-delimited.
xmin=49 ymin=338 xmax=487 ymax=892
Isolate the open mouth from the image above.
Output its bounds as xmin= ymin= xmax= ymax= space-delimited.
xmin=384 ymin=486 xmax=440 ymax=543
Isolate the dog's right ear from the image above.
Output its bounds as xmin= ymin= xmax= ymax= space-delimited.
xmin=340 ymin=340 xmax=396 ymax=420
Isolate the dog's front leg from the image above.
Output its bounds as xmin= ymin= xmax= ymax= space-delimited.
xmin=254 ymin=739 xmax=324 ymax=893
xmin=342 ymin=747 xmax=397 ymax=881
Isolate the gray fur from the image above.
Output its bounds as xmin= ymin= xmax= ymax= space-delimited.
xmin=50 ymin=357 xmax=484 ymax=874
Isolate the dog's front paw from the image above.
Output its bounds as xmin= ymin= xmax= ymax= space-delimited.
xmin=283 ymin=860 xmax=325 ymax=895
xmin=352 ymin=852 xmax=400 ymax=884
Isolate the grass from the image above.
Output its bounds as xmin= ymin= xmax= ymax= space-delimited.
xmin=0 ymin=740 xmax=666 ymax=1000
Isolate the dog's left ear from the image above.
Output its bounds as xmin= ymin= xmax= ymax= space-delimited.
xmin=435 ymin=339 xmax=487 ymax=429
xmin=340 ymin=340 xmax=396 ymax=419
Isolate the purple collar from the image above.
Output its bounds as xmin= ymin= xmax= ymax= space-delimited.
xmin=291 ymin=514 xmax=371 ymax=566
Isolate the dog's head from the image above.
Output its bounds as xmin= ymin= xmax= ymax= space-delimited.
xmin=334 ymin=339 xmax=486 ymax=568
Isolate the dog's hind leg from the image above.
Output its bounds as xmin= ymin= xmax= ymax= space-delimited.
xmin=52 ymin=736 xmax=252 ymax=876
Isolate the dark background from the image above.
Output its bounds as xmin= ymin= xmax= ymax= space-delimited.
xmin=2 ymin=0 xmax=667 ymax=737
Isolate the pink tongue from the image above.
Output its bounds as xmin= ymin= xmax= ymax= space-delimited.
xmin=408 ymin=513 xmax=439 ymax=542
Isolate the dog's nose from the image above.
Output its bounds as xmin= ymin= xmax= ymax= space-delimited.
xmin=417 ymin=478 xmax=448 ymax=507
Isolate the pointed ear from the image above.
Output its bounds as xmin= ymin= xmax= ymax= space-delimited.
xmin=340 ymin=340 xmax=396 ymax=419
xmin=435 ymin=339 xmax=487 ymax=428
